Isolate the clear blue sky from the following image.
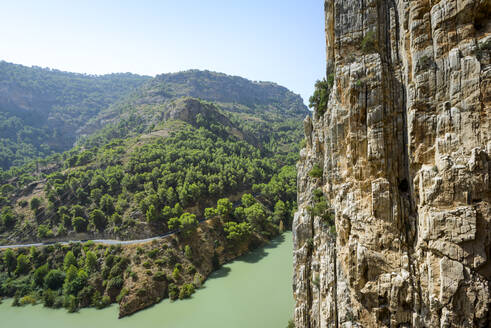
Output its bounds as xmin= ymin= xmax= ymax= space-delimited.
xmin=0 ymin=0 xmax=325 ymax=104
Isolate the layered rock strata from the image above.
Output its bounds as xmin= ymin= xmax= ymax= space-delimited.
xmin=293 ymin=0 xmax=491 ymax=327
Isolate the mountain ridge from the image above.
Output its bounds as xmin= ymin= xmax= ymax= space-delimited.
xmin=0 ymin=61 xmax=307 ymax=170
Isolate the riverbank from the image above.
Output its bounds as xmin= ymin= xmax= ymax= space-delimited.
xmin=0 ymin=232 xmax=293 ymax=327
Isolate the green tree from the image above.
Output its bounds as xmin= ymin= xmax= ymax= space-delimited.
xmin=309 ymin=78 xmax=330 ymax=116
xmin=30 ymin=197 xmax=41 ymax=210
xmin=172 ymin=266 xmax=180 ymax=280
xmin=168 ymin=212 xmax=198 ymax=237
xmin=29 ymin=246 xmax=41 ymax=266
xmin=91 ymin=290 xmax=102 ymax=308
xmin=1 ymin=208 xmax=16 ymax=229
xmin=244 ymin=203 xmax=267 ymax=231
xmin=42 ymin=289 xmax=56 ymax=307
xmin=166 ymin=187 xmax=177 ymax=205
xmin=161 ymin=205 xmax=173 ymax=221
xmin=146 ymin=204 xmax=160 ymax=223
xmin=100 ymin=194 xmax=115 ymax=215
xmin=75 ymin=187 xmax=88 ymax=203
xmin=273 ymin=200 xmax=287 ymax=223
xmin=64 ymin=251 xmax=77 ymax=270
xmin=37 ymin=224 xmax=53 ymax=239
xmin=172 ymin=203 xmax=183 ymax=217
xmin=61 ymin=214 xmax=72 ymax=229
xmin=216 ymin=198 xmax=233 ymax=221
xmin=204 ymin=207 xmax=217 ymax=219
xmin=63 ymin=265 xmax=88 ymax=296
xmin=72 ymin=216 xmax=87 ymax=232
xmin=90 ymin=175 xmax=106 ymax=190
xmin=65 ymin=294 xmax=78 ymax=313
xmin=110 ymin=213 xmax=122 ymax=226
xmin=241 ymin=193 xmax=255 ymax=207
xmin=234 ymin=206 xmax=245 ymax=221
xmin=308 ymin=164 xmax=323 ymax=178
xmin=85 ymin=251 xmax=98 ymax=273
xmin=70 ymin=205 xmax=85 ymax=218
xmin=179 ymin=283 xmax=195 ymax=299
xmin=15 ymin=254 xmax=30 ymax=275
xmin=33 ymin=263 xmax=49 ymax=287
xmin=89 ymin=209 xmax=107 ymax=230
xmin=3 ymin=249 xmax=17 ymax=275
xmin=90 ymin=188 xmax=102 ymax=202
xmin=224 ymin=221 xmax=253 ymax=241
xmin=168 ymin=283 xmax=179 ymax=300
xmin=44 ymin=269 xmax=65 ymax=290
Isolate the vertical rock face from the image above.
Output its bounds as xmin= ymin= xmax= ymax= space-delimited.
xmin=293 ymin=1 xmax=490 ymax=327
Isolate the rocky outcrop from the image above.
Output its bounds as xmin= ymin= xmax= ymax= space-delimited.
xmin=293 ymin=1 xmax=490 ymax=327
xmin=164 ymin=97 xmax=258 ymax=144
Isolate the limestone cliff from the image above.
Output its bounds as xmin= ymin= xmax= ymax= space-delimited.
xmin=293 ymin=1 xmax=491 ymax=327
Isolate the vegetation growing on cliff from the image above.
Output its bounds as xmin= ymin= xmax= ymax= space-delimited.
xmin=308 ymin=164 xmax=323 ymax=179
xmin=360 ymin=30 xmax=377 ymax=54
xmin=309 ymin=78 xmax=330 ymax=116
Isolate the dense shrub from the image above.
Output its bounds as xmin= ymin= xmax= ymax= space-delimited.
xmin=33 ymin=264 xmax=49 ymax=287
xmin=308 ymin=165 xmax=323 ymax=179
xmin=168 ymin=283 xmax=179 ymax=301
xmin=178 ymin=283 xmax=195 ymax=299
xmin=107 ymin=276 xmax=124 ymax=290
xmin=153 ymin=271 xmax=167 ymax=282
xmin=361 ymin=31 xmax=377 ymax=54
xmin=147 ymin=249 xmax=159 ymax=259
xmin=30 ymin=197 xmax=41 ymax=210
xmin=42 ymin=289 xmax=56 ymax=307
xmin=44 ymin=270 xmax=65 ymax=290
xmin=15 ymin=254 xmax=31 ymax=276
xmin=309 ymin=79 xmax=330 ymax=116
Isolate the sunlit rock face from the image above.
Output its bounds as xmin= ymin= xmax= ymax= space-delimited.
xmin=293 ymin=0 xmax=490 ymax=327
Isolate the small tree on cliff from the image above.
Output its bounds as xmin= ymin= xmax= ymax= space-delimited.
xmin=309 ymin=79 xmax=330 ymax=116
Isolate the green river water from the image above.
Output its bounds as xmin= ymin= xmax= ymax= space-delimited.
xmin=0 ymin=232 xmax=294 ymax=328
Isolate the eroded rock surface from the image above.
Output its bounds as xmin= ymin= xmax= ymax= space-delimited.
xmin=293 ymin=1 xmax=490 ymax=327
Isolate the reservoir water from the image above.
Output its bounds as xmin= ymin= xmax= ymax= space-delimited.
xmin=0 ymin=232 xmax=293 ymax=328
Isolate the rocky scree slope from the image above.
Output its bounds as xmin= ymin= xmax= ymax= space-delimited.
xmin=293 ymin=0 xmax=490 ymax=327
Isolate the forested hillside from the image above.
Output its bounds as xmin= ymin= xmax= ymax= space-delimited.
xmin=0 ymin=96 xmax=302 ymax=243
xmin=80 ymin=69 xmax=307 ymax=140
xmin=0 ymin=67 xmax=307 ymax=316
xmin=140 ymin=70 xmax=306 ymax=116
xmin=0 ymin=63 xmax=308 ymax=242
xmin=0 ymin=61 xmax=151 ymax=169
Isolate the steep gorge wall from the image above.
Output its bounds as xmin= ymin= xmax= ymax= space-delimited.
xmin=293 ymin=0 xmax=491 ymax=327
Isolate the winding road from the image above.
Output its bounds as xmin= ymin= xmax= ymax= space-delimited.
xmin=0 ymin=194 xmax=254 ymax=250
xmin=0 ymin=218 xmax=208 ymax=250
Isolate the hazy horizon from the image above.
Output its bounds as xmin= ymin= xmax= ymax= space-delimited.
xmin=0 ymin=0 xmax=325 ymax=104
xmin=0 ymin=59 xmax=312 ymax=104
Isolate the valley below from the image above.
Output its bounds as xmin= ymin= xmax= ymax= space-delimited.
xmin=0 ymin=231 xmax=294 ymax=327
xmin=0 ymin=63 xmax=305 ymax=322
